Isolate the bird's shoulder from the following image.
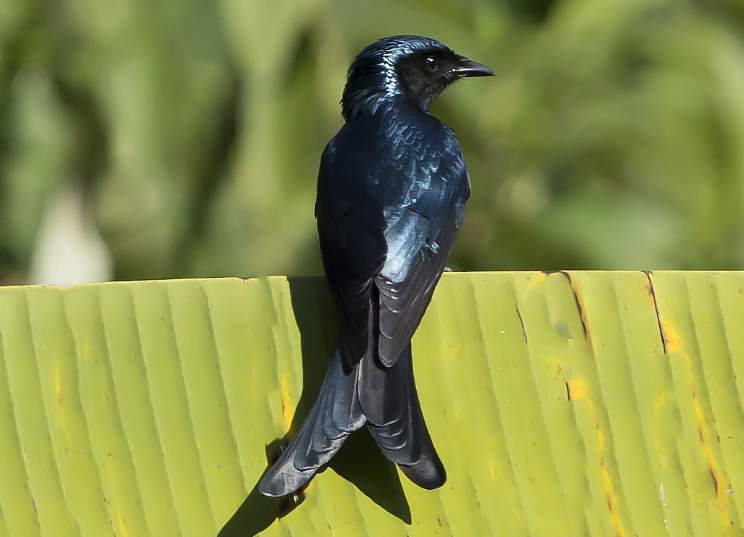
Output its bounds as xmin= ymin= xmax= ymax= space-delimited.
xmin=319 ymin=102 xmax=467 ymax=204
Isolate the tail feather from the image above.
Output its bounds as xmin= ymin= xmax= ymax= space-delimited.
xmin=258 ymin=349 xmax=365 ymax=497
xmin=259 ymin=344 xmax=446 ymax=497
xmin=397 ymin=363 xmax=447 ymax=489
xmin=358 ymin=341 xmax=406 ymax=427
xmin=363 ymin=344 xmax=446 ymax=489
xmin=364 ymin=350 xmax=418 ymax=462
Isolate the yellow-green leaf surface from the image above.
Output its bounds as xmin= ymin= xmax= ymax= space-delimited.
xmin=0 ymin=272 xmax=742 ymax=536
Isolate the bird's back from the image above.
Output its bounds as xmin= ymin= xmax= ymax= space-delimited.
xmin=318 ymin=100 xmax=469 ymax=221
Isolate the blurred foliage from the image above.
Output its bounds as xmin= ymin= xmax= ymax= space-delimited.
xmin=2 ymin=0 xmax=744 ymax=283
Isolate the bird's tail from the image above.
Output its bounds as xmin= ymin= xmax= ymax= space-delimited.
xmin=258 ymin=344 xmax=446 ymax=497
xmin=360 ymin=343 xmax=447 ymax=489
xmin=258 ymin=348 xmax=366 ymax=497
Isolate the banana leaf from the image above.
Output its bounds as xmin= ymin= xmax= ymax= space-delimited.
xmin=0 ymin=272 xmax=741 ymax=536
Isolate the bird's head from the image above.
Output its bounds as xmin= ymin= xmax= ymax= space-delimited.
xmin=341 ymin=35 xmax=493 ymax=121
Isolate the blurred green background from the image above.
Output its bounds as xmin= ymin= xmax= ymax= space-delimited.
xmin=2 ymin=0 xmax=744 ymax=285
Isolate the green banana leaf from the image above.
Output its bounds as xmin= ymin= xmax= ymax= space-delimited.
xmin=0 ymin=272 xmax=742 ymax=536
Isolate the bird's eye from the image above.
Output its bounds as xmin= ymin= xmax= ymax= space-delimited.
xmin=425 ymin=56 xmax=438 ymax=72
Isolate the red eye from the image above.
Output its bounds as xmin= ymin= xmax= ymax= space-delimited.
xmin=426 ymin=56 xmax=438 ymax=72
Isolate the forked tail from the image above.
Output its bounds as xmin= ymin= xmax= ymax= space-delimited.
xmin=258 ymin=345 xmax=445 ymax=497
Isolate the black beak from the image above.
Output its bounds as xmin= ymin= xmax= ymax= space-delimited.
xmin=450 ymin=55 xmax=494 ymax=78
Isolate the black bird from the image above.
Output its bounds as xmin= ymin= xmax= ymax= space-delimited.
xmin=259 ymin=35 xmax=493 ymax=497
